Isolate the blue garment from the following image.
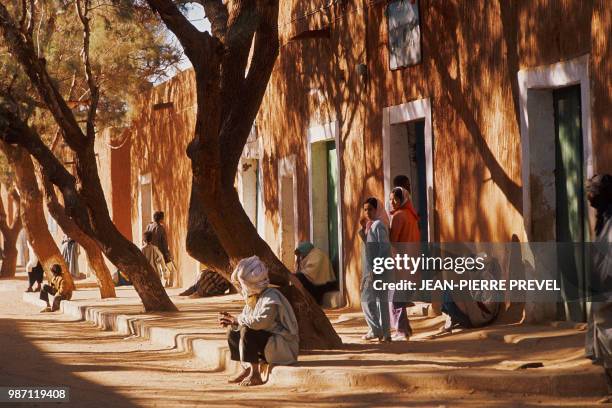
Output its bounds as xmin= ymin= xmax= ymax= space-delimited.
xmin=360 ymin=220 xmax=391 ymax=338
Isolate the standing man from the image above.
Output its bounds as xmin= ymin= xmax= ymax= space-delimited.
xmin=145 ymin=211 xmax=175 ymax=287
xmin=585 ymin=174 xmax=612 ymax=403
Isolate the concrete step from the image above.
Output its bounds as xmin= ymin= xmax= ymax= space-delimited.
xmin=21 ymin=292 xmax=609 ymax=397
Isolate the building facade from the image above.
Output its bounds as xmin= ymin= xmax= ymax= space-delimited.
xmin=117 ymin=0 xmax=609 ymax=312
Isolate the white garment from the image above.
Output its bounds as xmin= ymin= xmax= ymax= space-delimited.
xmin=298 ymin=247 xmax=335 ymax=285
xmin=26 ymin=242 xmax=38 ymax=272
xmin=235 ymin=287 xmax=299 ymax=365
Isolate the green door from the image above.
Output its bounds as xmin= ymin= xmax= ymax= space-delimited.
xmin=414 ymin=120 xmax=429 ymax=243
xmin=554 ymin=85 xmax=586 ymax=322
xmin=326 ymin=141 xmax=339 ymax=279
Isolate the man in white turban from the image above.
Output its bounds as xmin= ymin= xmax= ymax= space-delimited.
xmin=219 ymin=256 xmax=299 ymax=386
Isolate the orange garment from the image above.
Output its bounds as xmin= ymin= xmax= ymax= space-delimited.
xmin=389 ymin=202 xmax=420 ymax=243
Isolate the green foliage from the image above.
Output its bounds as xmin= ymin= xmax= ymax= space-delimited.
xmin=0 ymin=0 xmax=181 ymax=132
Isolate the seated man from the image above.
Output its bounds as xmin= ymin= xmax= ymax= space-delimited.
xmin=293 ymin=242 xmax=336 ymax=304
xmin=178 ymin=269 xmax=230 ymax=298
xmin=219 ymin=256 xmax=299 ymax=386
xmin=439 ymin=255 xmax=501 ymax=334
xmin=40 ymin=264 xmax=73 ymax=313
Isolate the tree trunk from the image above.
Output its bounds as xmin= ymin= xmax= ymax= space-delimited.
xmin=0 ymin=188 xmax=21 ymax=278
xmin=0 ymin=142 xmax=73 ymax=287
xmin=0 ymin=241 xmax=18 ymax=277
xmin=74 ymin=143 xmax=176 ymax=310
xmin=192 ymin=178 xmax=342 ymax=349
xmin=40 ymin=173 xmax=116 ymax=298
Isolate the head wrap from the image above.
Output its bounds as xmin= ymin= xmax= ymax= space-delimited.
xmin=391 ymin=186 xmax=411 ymax=208
xmin=230 ymin=255 xmax=270 ymax=298
xmin=296 ymin=242 xmax=315 ymax=257
xmin=365 ymin=197 xmax=390 ymax=234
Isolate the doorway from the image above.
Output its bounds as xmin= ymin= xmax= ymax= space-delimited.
xmin=554 ymin=85 xmax=587 ymax=322
xmin=383 ymin=98 xmax=435 ymax=242
xmin=523 ymin=83 xmax=589 ymax=322
xmin=389 ymin=120 xmax=429 ymax=242
xmin=308 ymin=122 xmax=343 ymax=287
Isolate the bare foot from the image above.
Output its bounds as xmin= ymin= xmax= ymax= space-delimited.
xmin=228 ymin=367 xmax=251 ymax=384
xmin=597 ymin=395 xmax=612 ymax=404
xmin=239 ymin=372 xmax=263 ymax=386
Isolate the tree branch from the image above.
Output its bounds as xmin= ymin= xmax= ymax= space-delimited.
xmin=221 ymin=0 xmax=279 ymax=182
xmin=146 ymin=0 xmax=214 ymax=71
xmin=202 ymin=0 xmax=228 ymax=41
xmin=0 ymin=104 xmax=95 ymax=237
xmin=0 ymin=3 xmax=87 ymax=150
xmin=75 ymin=0 xmax=99 ymax=139
xmin=219 ymin=0 xmax=259 ymax=122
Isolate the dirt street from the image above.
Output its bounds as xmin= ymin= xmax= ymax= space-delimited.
xmin=0 ymin=281 xmax=604 ymax=407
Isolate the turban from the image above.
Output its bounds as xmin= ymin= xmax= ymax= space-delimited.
xmin=296 ymin=241 xmax=315 ymax=257
xmin=230 ymin=255 xmax=270 ymax=297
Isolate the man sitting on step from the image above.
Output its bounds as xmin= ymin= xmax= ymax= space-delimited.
xmin=40 ymin=264 xmax=73 ymax=313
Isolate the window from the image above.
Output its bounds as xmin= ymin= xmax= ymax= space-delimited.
xmin=387 ymin=0 xmax=422 ymax=69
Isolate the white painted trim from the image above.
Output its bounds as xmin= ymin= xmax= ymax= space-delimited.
xmin=382 ymin=98 xmax=435 ymax=241
xmin=518 ymin=54 xmax=593 ymax=239
xmin=137 ymin=172 xmax=152 ymax=246
xmin=139 ymin=173 xmax=151 ymax=185
xmin=256 ymin=136 xmax=266 ymax=239
xmin=278 ymin=154 xmax=299 ymax=259
xmin=307 ymin=120 xmax=344 ymax=297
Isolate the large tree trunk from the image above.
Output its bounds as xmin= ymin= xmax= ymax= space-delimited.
xmin=0 ymin=187 xmax=22 ymax=278
xmin=0 ymin=141 xmax=73 ymax=287
xmin=40 ymin=173 xmax=116 ymax=298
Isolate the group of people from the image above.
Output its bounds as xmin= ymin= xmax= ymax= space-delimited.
xmin=116 ymin=210 xmax=176 ymax=288
xmin=359 ymin=174 xmax=422 ymax=342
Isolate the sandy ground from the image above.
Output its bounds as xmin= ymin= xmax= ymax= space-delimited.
xmin=0 ymin=278 xmax=607 ymax=407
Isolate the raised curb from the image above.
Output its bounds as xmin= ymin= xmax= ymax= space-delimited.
xmin=22 ymin=293 xmax=608 ymax=397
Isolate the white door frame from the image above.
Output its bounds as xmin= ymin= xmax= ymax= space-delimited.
xmin=518 ymin=54 xmax=593 ymax=238
xmin=307 ymin=120 xmax=344 ymax=295
xmin=137 ymin=173 xmax=152 ymax=246
xmin=382 ymin=98 xmax=435 ymax=241
xmin=278 ymin=154 xmax=299 ymax=263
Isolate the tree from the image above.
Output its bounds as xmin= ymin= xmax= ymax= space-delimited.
xmin=0 ymin=140 xmax=74 ymax=286
xmin=0 ymin=1 xmax=179 ymax=311
xmin=146 ymin=0 xmax=341 ymax=348
xmin=0 ymin=183 xmax=22 ymax=278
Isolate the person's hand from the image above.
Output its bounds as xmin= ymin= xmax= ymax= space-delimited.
xmin=359 ymin=216 xmax=368 ymax=230
xmin=218 ymin=312 xmax=236 ymax=327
